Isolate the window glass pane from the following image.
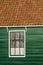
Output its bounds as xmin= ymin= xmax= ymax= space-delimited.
xmin=20 ymin=48 xmax=24 ymax=55
xmin=16 ymin=48 xmax=19 ymax=55
xmin=14 ymin=42 xmax=16 ymax=48
xmin=16 ymin=41 xmax=19 ymax=48
xmin=20 ymin=32 xmax=24 ymax=39
xmin=19 ymin=41 xmax=24 ymax=48
xmin=11 ymin=41 xmax=15 ymax=48
xmin=10 ymin=32 xmax=15 ymax=40
xmin=11 ymin=48 xmax=15 ymax=55
xmin=15 ymin=32 xmax=19 ymax=39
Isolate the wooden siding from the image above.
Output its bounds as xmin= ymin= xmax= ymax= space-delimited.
xmin=0 ymin=27 xmax=43 ymax=65
xmin=0 ymin=0 xmax=43 ymax=26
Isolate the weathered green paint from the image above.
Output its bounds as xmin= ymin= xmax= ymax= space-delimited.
xmin=0 ymin=27 xmax=43 ymax=65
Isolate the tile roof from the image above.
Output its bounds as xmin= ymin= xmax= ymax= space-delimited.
xmin=0 ymin=0 xmax=43 ymax=26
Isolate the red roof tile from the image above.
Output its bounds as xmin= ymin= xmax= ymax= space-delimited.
xmin=0 ymin=0 xmax=43 ymax=26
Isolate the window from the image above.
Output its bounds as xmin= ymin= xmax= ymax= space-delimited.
xmin=9 ymin=30 xmax=25 ymax=57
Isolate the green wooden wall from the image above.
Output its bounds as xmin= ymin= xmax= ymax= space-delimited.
xmin=0 ymin=27 xmax=43 ymax=65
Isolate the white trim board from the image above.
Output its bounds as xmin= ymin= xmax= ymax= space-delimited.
xmin=0 ymin=25 xmax=43 ymax=27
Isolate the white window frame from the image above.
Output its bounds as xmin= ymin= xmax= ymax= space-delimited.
xmin=8 ymin=30 xmax=26 ymax=57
